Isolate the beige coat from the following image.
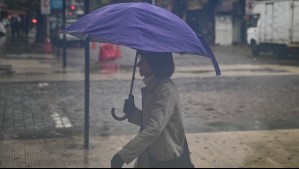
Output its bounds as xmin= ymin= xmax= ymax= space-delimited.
xmin=118 ymin=77 xmax=186 ymax=168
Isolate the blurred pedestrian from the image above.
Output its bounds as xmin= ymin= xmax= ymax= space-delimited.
xmin=10 ymin=16 xmax=20 ymax=41
xmin=10 ymin=16 xmax=16 ymax=40
xmin=16 ymin=16 xmax=21 ymax=38
xmin=111 ymin=51 xmax=194 ymax=168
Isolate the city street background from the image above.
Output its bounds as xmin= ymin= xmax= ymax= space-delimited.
xmin=1 ymin=0 xmax=299 ymax=166
xmin=1 ymin=33 xmax=299 ymax=167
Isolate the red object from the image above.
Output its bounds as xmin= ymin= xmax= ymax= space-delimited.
xmin=99 ymin=43 xmax=116 ymax=61
xmin=91 ymin=42 xmax=97 ymax=49
xmin=71 ymin=5 xmax=76 ymax=10
xmin=32 ymin=18 xmax=38 ymax=24
xmin=115 ymin=45 xmax=122 ymax=58
xmin=43 ymin=38 xmax=53 ymax=54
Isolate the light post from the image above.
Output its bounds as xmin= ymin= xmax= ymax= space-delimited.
xmin=84 ymin=0 xmax=90 ymax=150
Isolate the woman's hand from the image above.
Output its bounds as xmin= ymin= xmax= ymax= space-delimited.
xmin=111 ymin=153 xmax=124 ymax=168
xmin=123 ymin=94 xmax=136 ymax=118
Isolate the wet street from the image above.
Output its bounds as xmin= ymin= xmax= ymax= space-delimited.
xmin=1 ymin=0 xmax=299 ymax=166
xmin=1 ymin=44 xmax=299 ymax=139
xmin=1 ymin=40 xmax=299 ymax=167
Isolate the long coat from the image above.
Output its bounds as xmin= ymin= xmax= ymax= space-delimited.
xmin=118 ymin=77 xmax=186 ymax=168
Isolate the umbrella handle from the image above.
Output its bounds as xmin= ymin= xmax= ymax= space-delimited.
xmin=111 ymin=51 xmax=139 ymax=122
xmin=111 ymin=108 xmax=128 ymax=121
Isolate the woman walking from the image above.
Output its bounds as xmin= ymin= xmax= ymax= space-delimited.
xmin=111 ymin=51 xmax=194 ymax=168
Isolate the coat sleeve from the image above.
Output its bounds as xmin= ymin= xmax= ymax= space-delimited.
xmin=118 ymin=85 xmax=176 ymax=164
xmin=128 ymin=108 xmax=142 ymax=126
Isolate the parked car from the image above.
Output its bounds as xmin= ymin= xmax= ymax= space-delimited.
xmin=1 ymin=19 xmax=10 ymax=28
xmin=0 ymin=22 xmax=6 ymax=36
xmin=50 ymin=19 xmax=83 ymax=46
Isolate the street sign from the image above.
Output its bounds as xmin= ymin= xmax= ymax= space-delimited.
xmin=51 ymin=0 xmax=63 ymax=10
xmin=41 ymin=0 xmax=51 ymax=15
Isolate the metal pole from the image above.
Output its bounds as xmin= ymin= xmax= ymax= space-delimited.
xmin=152 ymin=0 xmax=155 ymax=6
xmin=84 ymin=0 xmax=90 ymax=150
xmin=56 ymin=10 xmax=60 ymax=59
xmin=62 ymin=0 xmax=67 ymax=68
xmin=291 ymin=0 xmax=295 ymax=42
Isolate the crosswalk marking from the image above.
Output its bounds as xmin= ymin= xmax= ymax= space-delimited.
xmin=51 ymin=111 xmax=73 ymax=128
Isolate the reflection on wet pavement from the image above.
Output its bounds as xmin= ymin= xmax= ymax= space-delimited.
xmin=99 ymin=62 xmax=119 ymax=74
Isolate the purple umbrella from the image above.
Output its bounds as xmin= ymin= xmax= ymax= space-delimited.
xmin=63 ymin=2 xmax=221 ymax=120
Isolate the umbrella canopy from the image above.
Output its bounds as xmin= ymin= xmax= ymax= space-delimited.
xmin=63 ymin=2 xmax=221 ymax=76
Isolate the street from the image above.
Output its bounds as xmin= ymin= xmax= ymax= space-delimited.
xmin=1 ymin=39 xmax=299 ymax=167
xmin=1 ymin=44 xmax=299 ymax=139
xmin=1 ymin=0 xmax=299 ymax=167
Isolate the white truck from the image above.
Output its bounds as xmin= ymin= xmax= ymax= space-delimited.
xmin=247 ymin=0 xmax=299 ymax=58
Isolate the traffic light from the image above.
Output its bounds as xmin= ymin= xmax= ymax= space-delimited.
xmin=68 ymin=12 xmax=74 ymax=16
xmin=68 ymin=5 xmax=77 ymax=17
xmin=70 ymin=5 xmax=76 ymax=10
xmin=32 ymin=18 xmax=38 ymax=24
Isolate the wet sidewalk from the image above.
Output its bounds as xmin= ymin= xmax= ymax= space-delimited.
xmin=1 ymin=129 xmax=299 ymax=168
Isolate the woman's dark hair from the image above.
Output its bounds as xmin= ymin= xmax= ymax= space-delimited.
xmin=141 ymin=51 xmax=175 ymax=78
